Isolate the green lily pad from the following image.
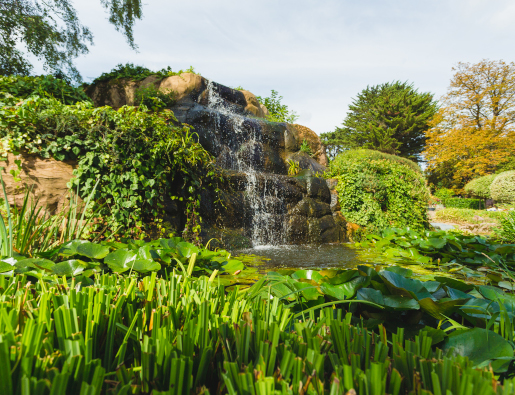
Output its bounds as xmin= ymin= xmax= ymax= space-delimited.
xmin=357 ymin=288 xmax=420 ymax=310
xmin=385 ymin=266 xmax=413 ymax=277
xmin=58 ymin=240 xmax=89 ymax=256
xmin=15 ymin=258 xmax=54 ymax=271
xmin=131 ymin=259 xmax=161 ymax=273
xmin=291 ymin=270 xmax=324 ymax=283
xmin=321 ymin=276 xmax=369 ymax=300
xmin=52 ymin=260 xmax=88 ymax=276
xmin=380 ymin=271 xmax=431 ymax=300
xmin=442 ymin=328 xmax=514 ymax=370
xmin=427 ymin=238 xmax=447 ymax=249
xmin=104 ymin=249 xmax=136 ymax=268
xmin=0 ymin=260 xmax=14 ymax=273
xmin=75 ymin=242 xmax=110 ymax=260
xmin=434 ymin=277 xmax=473 ymax=292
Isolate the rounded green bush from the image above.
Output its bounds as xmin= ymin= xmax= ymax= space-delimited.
xmin=490 ymin=171 xmax=515 ymax=203
xmin=325 ymin=149 xmax=429 ymax=232
xmin=464 ymin=174 xmax=497 ymax=199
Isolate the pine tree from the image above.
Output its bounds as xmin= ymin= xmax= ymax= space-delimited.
xmin=321 ymin=82 xmax=438 ymax=162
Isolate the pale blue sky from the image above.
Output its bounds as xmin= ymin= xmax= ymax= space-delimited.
xmin=36 ymin=0 xmax=515 ymax=134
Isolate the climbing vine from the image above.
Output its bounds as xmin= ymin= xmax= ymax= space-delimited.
xmin=0 ymin=95 xmax=218 ymax=241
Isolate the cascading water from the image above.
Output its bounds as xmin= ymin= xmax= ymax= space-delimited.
xmin=203 ymin=80 xmax=286 ymax=246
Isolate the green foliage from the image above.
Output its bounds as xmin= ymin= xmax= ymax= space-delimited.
xmin=135 ymin=84 xmax=176 ymax=110
xmin=0 ymin=0 xmax=142 ymax=82
xmin=256 ymin=89 xmax=299 ymax=123
xmin=357 ymin=227 xmax=515 ymax=271
xmin=287 ymin=159 xmax=300 ymax=176
xmin=299 ymin=139 xmax=313 ymax=156
xmin=91 ymin=63 xmax=198 ymax=85
xmin=443 ymin=197 xmax=485 ymax=210
xmin=326 ymin=149 xmax=429 ymax=233
xmin=491 ymin=170 xmax=515 ymax=203
xmin=434 ymin=187 xmax=454 ymax=200
xmin=464 ymin=174 xmax=497 ymax=199
xmin=0 ymin=96 xmax=217 ymax=239
xmin=0 ymin=75 xmax=90 ymax=105
xmin=321 ymin=81 xmax=438 ymax=161
xmin=434 ymin=208 xmax=503 ymax=224
xmin=2 ymin=270 xmax=515 ymax=393
xmin=495 ymin=210 xmax=515 ymax=243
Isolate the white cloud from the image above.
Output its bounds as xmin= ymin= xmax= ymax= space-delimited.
xmin=33 ymin=0 xmax=515 ymax=134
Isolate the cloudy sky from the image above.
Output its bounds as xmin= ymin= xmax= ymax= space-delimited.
xmin=39 ymin=0 xmax=515 ymax=134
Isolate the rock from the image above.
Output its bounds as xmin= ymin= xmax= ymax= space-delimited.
xmin=158 ymin=73 xmax=204 ymax=102
xmin=287 ymin=152 xmax=326 ymax=174
xmin=306 ymin=176 xmax=332 ymax=204
xmin=291 ymin=198 xmax=332 ymax=218
xmin=286 ymin=215 xmax=309 ymax=243
xmin=286 ymin=124 xmax=329 ymax=166
xmin=240 ymin=90 xmax=267 ymax=118
xmin=1 ymin=152 xmax=77 ymax=213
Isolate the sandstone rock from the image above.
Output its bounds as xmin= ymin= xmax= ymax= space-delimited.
xmin=291 ymin=198 xmax=331 ymax=218
xmin=1 ymin=152 xmax=77 ymax=213
xmin=240 ymin=90 xmax=267 ymax=118
xmin=158 ymin=73 xmax=204 ymax=102
xmin=287 ymin=152 xmax=326 ymax=174
xmin=286 ymin=124 xmax=329 ymax=166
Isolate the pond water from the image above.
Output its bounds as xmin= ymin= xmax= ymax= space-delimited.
xmin=233 ymin=243 xmax=361 ymax=271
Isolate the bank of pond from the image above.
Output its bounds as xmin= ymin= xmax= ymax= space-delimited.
xmin=1 ymin=227 xmax=515 ymax=394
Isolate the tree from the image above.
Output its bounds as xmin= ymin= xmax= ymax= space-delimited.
xmin=0 ymin=0 xmax=143 ymax=82
xmin=424 ymin=60 xmax=515 ymax=190
xmin=321 ymin=81 xmax=437 ymax=162
xmin=256 ymin=90 xmax=299 ymax=123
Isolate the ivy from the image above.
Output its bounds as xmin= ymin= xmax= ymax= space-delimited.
xmin=0 ymin=95 xmax=218 ymax=242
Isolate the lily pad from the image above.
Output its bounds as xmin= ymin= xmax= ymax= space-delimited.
xmin=442 ymin=328 xmax=514 ymax=370
xmin=52 ymin=260 xmax=88 ymax=276
xmin=75 ymin=242 xmax=110 ymax=260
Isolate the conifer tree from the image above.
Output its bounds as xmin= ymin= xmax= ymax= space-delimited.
xmin=321 ymin=82 xmax=438 ymax=162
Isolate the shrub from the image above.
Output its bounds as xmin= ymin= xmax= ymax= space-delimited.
xmin=434 ymin=188 xmax=454 ymax=200
xmin=325 ymin=149 xmax=429 ymax=232
xmin=0 ymin=75 xmax=90 ymax=104
xmin=464 ymin=174 xmax=497 ymax=198
xmin=443 ymin=197 xmax=485 ymax=210
xmin=91 ymin=63 xmax=198 ymax=85
xmin=491 ymin=170 xmax=515 ymax=203
xmin=256 ymin=89 xmax=299 ymax=123
xmin=135 ymin=84 xmax=176 ymax=110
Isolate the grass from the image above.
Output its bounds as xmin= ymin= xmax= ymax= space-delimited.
xmin=1 ymin=271 xmax=515 ymax=394
xmin=434 ymin=207 xmax=504 ymax=224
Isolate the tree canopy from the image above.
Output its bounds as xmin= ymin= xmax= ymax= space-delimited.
xmin=424 ymin=60 xmax=515 ymax=190
xmin=321 ymin=81 xmax=437 ymax=162
xmin=0 ymin=0 xmax=143 ymax=82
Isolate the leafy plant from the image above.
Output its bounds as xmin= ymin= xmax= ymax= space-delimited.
xmin=135 ymin=84 xmax=176 ymax=110
xmin=0 ymin=95 xmax=218 ymax=240
xmin=434 ymin=187 xmax=454 ymax=200
xmin=256 ymin=89 xmax=299 ymax=123
xmin=91 ymin=63 xmax=198 ymax=85
xmin=299 ymin=139 xmax=313 ymax=156
xmin=325 ymin=149 xmax=429 ymax=233
xmin=0 ymin=75 xmax=91 ymax=104
xmin=495 ymin=210 xmax=515 ymax=243
xmin=287 ymin=159 xmax=300 ymax=176
xmin=357 ymin=227 xmax=515 ymax=273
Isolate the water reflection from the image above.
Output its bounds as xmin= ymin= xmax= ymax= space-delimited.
xmin=233 ymin=243 xmax=362 ymax=270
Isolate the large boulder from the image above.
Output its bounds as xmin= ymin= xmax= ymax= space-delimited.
xmin=1 ymin=152 xmax=77 ymax=213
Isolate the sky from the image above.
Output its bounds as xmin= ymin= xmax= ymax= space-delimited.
xmin=33 ymin=0 xmax=515 ymax=134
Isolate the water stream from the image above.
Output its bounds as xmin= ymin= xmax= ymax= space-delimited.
xmin=204 ymin=81 xmax=287 ymax=246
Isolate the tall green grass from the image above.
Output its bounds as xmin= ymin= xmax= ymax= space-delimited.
xmin=1 ymin=272 xmax=515 ymax=394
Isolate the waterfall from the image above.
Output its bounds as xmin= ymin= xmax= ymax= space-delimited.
xmin=203 ymin=81 xmax=286 ymax=246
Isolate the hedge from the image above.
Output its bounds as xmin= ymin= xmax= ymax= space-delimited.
xmin=443 ymin=198 xmax=485 ymax=210
xmin=464 ymin=174 xmax=497 ymax=199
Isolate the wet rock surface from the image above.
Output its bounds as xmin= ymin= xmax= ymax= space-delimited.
xmin=88 ymin=74 xmax=347 ymax=248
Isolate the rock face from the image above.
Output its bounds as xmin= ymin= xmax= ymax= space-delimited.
xmin=1 ymin=153 xmax=77 ymax=213
xmin=87 ymin=74 xmax=345 ymax=248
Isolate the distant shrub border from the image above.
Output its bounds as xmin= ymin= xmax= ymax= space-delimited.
xmin=443 ymin=198 xmax=485 ymax=210
xmin=325 ymin=149 xmax=429 ymax=233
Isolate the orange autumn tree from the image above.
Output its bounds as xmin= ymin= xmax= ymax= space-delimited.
xmin=424 ymin=60 xmax=515 ymax=190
